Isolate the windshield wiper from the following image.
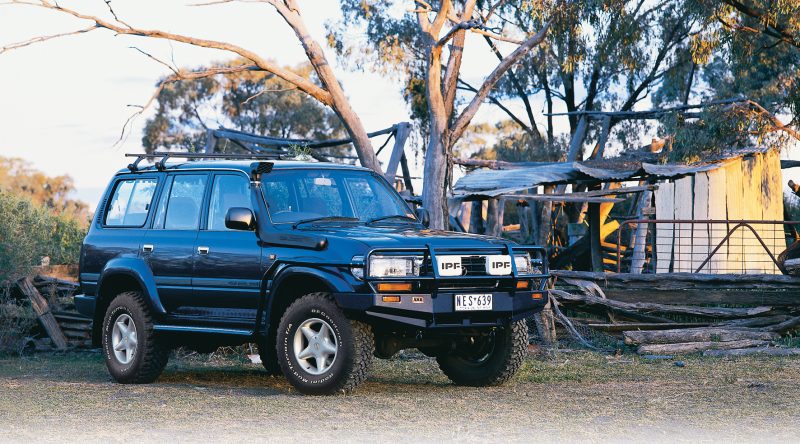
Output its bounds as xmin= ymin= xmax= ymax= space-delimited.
xmin=292 ymin=216 xmax=359 ymax=229
xmin=366 ymin=214 xmax=418 ymax=225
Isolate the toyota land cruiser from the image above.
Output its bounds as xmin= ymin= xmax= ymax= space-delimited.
xmin=74 ymin=153 xmax=549 ymax=395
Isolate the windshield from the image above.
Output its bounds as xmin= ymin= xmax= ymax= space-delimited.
xmin=260 ymin=169 xmax=416 ymax=225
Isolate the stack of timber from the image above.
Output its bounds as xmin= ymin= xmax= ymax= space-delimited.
xmin=14 ymin=275 xmax=90 ymax=349
xmin=551 ymin=270 xmax=800 ymax=356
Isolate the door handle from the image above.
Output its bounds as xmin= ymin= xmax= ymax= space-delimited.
xmin=197 ymin=246 xmax=210 ymax=255
xmin=142 ymin=244 xmax=154 ymax=253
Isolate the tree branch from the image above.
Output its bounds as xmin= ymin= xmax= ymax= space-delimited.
xmin=448 ymin=20 xmax=551 ymax=145
xmin=7 ymin=0 xmax=332 ymax=104
xmin=0 ymin=25 xmax=97 ymax=54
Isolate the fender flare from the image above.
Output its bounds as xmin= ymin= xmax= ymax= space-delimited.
xmin=98 ymin=257 xmax=166 ymax=316
xmin=258 ymin=264 xmax=354 ymax=334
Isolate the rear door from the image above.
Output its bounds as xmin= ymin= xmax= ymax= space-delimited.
xmin=142 ymin=172 xmax=209 ymax=314
xmin=192 ymin=172 xmax=264 ymax=326
xmin=81 ymin=175 xmax=160 ymax=294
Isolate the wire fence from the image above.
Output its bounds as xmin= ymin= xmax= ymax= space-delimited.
xmin=615 ymin=220 xmax=800 ymax=274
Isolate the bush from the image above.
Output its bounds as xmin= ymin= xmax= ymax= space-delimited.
xmin=0 ymin=287 xmax=36 ymax=354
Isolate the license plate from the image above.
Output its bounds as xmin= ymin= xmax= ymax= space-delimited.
xmin=454 ymin=294 xmax=493 ymax=311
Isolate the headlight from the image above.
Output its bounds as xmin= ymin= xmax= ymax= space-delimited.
xmin=514 ymin=254 xmax=531 ymax=274
xmin=369 ymin=255 xmax=422 ymax=278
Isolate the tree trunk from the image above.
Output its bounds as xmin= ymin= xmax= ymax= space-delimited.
xmin=421 ymin=133 xmax=449 ymax=230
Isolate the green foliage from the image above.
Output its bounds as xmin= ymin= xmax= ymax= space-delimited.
xmin=143 ymin=59 xmax=348 ymax=155
xmin=660 ymin=105 xmax=788 ymax=163
xmin=0 ymin=192 xmax=86 ymax=283
xmin=457 ymin=120 xmax=567 ymax=162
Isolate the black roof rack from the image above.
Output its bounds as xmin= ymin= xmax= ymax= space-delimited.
xmin=125 ymin=152 xmax=278 ymax=172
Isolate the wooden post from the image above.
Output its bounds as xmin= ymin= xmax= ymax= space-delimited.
xmin=469 ymin=200 xmax=485 ymax=234
xmin=399 ymin=153 xmax=414 ymax=194
xmin=537 ymin=186 xmax=554 ymax=246
xmin=566 ymin=116 xmax=589 ymax=161
xmin=204 ymin=129 xmax=218 ymax=154
xmin=486 ymin=198 xmax=505 ymax=237
xmin=384 ymin=122 xmax=412 ymax=186
xmin=588 ymin=201 xmax=604 ymax=272
xmin=18 ymin=277 xmax=68 ymax=350
xmin=590 ymin=115 xmax=612 ymax=159
xmin=630 ymin=189 xmax=653 ymax=274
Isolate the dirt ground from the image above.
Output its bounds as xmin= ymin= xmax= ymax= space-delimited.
xmin=1 ymin=349 xmax=799 ymax=443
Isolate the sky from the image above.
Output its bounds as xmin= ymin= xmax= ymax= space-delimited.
xmin=0 ymin=0 xmax=550 ymax=208
xmin=2 ymin=1 xmax=798 ymax=209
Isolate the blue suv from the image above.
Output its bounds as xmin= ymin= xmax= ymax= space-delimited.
xmin=75 ymin=153 xmax=549 ymax=395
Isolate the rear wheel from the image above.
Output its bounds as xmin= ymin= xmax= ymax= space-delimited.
xmin=276 ymin=293 xmax=374 ymax=395
xmin=102 ymin=291 xmax=169 ymax=383
xmin=436 ymin=319 xmax=527 ymax=387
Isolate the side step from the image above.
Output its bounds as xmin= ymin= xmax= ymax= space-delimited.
xmin=153 ymin=325 xmax=253 ymax=336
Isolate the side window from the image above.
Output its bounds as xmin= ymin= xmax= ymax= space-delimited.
xmin=105 ymin=178 xmax=158 ymax=227
xmin=207 ymin=175 xmax=252 ymax=230
xmin=163 ymin=175 xmax=208 ymax=230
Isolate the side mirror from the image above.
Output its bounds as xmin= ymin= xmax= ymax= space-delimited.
xmin=225 ymin=207 xmax=256 ymax=231
xmin=415 ymin=207 xmax=430 ymax=228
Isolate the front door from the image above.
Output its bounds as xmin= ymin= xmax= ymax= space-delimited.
xmin=142 ymin=173 xmax=209 ymax=314
xmin=192 ymin=173 xmax=264 ymax=328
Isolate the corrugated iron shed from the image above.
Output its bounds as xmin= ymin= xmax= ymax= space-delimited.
xmin=453 ymin=147 xmax=774 ymax=199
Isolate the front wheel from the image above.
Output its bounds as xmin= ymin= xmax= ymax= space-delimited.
xmin=437 ymin=319 xmax=527 ymax=387
xmin=276 ymin=293 xmax=374 ymax=395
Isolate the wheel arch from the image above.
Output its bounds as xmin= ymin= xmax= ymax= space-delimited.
xmin=264 ymin=266 xmax=350 ymax=337
xmin=93 ymin=257 xmax=165 ymax=346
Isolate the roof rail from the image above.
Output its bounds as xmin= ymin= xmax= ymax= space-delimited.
xmin=124 ymin=152 xmax=279 ymax=172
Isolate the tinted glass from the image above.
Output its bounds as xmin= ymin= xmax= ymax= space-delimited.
xmin=164 ymin=175 xmax=207 ymax=230
xmin=105 ymin=178 xmax=157 ymax=226
xmin=208 ymin=175 xmax=252 ymax=230
xmin=260 ymin=169 xmax=413 ymax=224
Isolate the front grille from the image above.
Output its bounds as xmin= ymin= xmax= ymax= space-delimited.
xmin=459 ymin=255 xmax=486 ymax=275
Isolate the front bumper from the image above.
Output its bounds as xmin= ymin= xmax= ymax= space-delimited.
xmin=334 ymin=289 xmax=548 ymax=328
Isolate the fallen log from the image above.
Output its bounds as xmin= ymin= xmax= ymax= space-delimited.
xmin=717 ymin=315 xmax=792 ymax=328
xmin=765 ymin=315 xmax=800 ymax=334
xmin=585 ymin=322 xmax=710 ymax=332
xmin=637 ymin=339 xmax=769 ymax=355
xmin=624 ymin=328 xmax=780 ymax=345
xmin=703 ymin=347 xmax=800 ymax=357
xmin=17 ymin=277 xmax=68 ymax=350
xmin=550 ymin=289 xmax=775 ymax=319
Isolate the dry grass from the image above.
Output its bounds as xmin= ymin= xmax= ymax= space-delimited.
xmin=1 ymin=350 xmax=800 ymax=443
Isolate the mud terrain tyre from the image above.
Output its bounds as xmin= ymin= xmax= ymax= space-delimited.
xmin=276 ymin=292 xmax=374 ymax=395
xmin=437 ymin=319 xmax=527 ymax=387
xmin=102 ymin=291 xmax=169 ymax=383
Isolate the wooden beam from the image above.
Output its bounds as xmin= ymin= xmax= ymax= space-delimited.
xmin=17 ymin=277 xmax=68 ymax=350
xmin=502 ymin=195 xmax=624 ymax=203
xmin=384 ymin=122 xmax=411 ymax=184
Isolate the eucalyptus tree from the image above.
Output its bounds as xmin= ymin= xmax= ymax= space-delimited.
xmin=142 ymin=60 xmax=347 ymax=154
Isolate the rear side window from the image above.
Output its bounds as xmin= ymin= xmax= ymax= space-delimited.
xmin=163 ymin=175 xmax=208 ymax=230
xmin=105 ymin=178 xmax=158 ymax=226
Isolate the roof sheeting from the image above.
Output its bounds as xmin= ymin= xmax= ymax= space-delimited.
xmin=453 ymin=147 xmax=776 ymax=199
